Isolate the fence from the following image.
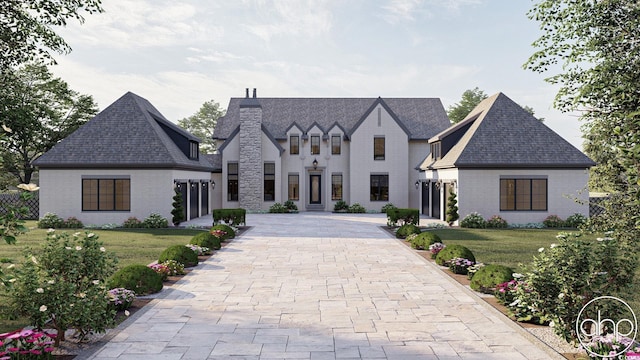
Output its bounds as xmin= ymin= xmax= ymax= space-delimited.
xmin=0 ymin=193 xmax=39 ymax=220
xmin=589 ymin=195 xmax=608 ymax=218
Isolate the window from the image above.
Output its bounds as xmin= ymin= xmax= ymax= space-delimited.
xmin=227 ymin=162 xmax=238 ymax=201
xmin=331 ymin=135 xmax=341 ymax=155
xmin=500 ymin=178 xmax=547 ymax=211
xmin=331 ymin=174 xmax=343 ymax=200
xmin=431 ymin=142 xmax=441 ymax=160
xmin=290 ymin=135 xmax=299 ymax=155
xmin=82 ymin=178 xmax=130 ymax=211
xmin=189 ymin=141 xmax=199 ymax=160
xmin=311 ymin=135 xmax=320 ymax=155
xmin=288 ymin=174 xmax=299 ymax=201
xmin=264 ymin=162 xmax=275 ymax=201
xmin=374 ymin=137 xmax=385 ymax=160
xmin=370 ymin=174 xmax=389 ymax=201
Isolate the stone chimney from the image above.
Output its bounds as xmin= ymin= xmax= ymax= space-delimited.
xmin=238 ymin=88 xmax=262 ymax=211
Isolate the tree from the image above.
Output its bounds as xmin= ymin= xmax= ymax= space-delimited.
xmin=447 ymin=87 xmax=487 ymax=123
xmin=0 ymin=63 xmax=98 ymax=184
xmin=177 ymin=100 xmax=225 ymax=154
xmin=448 ymin=88 xmax=542 ymax=123
xmin=524 ymin=1 xmax=640 ymax=198
xmin=171 ymin=187 xmax=185 ymax=226
xmin=1 ymin=0 xmax=103 ymax=72
xmin=445 ymin=189 xmax=459 ymax=226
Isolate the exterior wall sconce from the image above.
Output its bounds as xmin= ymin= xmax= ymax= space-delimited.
xmin=211 ymin=180 xmax=215 ymax=190
xmin=312 ymin=158 xmax=318 ymax=169
xmin=415 ymin=180 xmax=420 ymax=189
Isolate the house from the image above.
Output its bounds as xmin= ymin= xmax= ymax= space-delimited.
xmin=33 ymin=92 xmax=214 ymax=226
xmin=212 ymin=89 xmax=451 ymax=212
xmin=419 ymin=92 xmax=595 ymax=224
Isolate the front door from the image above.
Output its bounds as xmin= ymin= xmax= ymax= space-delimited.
xmin=310 ymin=174 xmax=321 ymax=204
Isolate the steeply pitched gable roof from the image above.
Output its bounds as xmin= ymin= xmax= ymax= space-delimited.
xmin=33 ymin=92 xmax=214 ymax=171
xmin=422 ymin=92 xmax=595 ymax=169
xmin=214 ymin=97 xmax=450 ymax=142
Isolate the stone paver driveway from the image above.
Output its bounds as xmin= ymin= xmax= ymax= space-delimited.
xmin=81 ymin=213 xmax=562 ymax=360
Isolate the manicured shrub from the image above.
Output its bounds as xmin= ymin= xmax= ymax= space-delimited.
xmin=435 ymin=244 xmax=475 ymax=266
xmin=269 ymin=203 xmax=287 ymax=213
xmin=122 ymin=217 xmax=143 ymax=228
xmin=460 ymin=212 xmax=486 ymax=228
xmin=109 ymin=264 xmax=163 ymax=296
xmin=159 ymin=244 xmax=198 ymax=267
xmin=63 ymin=216 xmax=84 ymax=228
xmin=190 ymin=231 xmax=221 ymax=250
xmin=348 ymin=203 xmax=366 ymax=213
xmin=543 ymin=215 xmax=564 ymax=228
xmin=470 ymin=264 xmax=514 ymax=293
xmin=213 ymin=208 xmax=246 ymax=225
xmin=380 ymin=203 xmax=397 ymax=213
xmin=333 ymin=200 xmax=349 ymax=212
xmin=564 ymin=213 xmax=587 ymax=228
xmin=386 ymin=208 xmax=419 ymax=226
xmin=446 ymin=190 xmax=459 ymax=225
xmin=409 ymin=232 xmax=441 ymax=250
xmin=211 ymin=224 xmax=235 ymax=240
xmin=171 ymin=187 xmax=184 ymax=226
xmin=37 ymin=212 xmax=64 ymax=229
xmin=395 ymin=224 xmax=421 ymax=239
xmin=142 ymin=213 xmax=169 ymax=228
xmin=283 ymin=200 xmax=298 ymax=212
xmin=486 ymin=215 xmax=508 ymax=229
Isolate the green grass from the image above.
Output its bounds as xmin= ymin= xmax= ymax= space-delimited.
xmin=0 ymin=222 xmax=203 ymax=332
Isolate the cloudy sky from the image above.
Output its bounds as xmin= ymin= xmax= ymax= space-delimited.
xmin=50 ymin=0 xmax=585 ymax=149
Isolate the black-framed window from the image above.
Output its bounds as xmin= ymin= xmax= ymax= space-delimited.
xmin=311 ymin=135 xmax=320 ymax=155
xmin=431 ymin=142 xmax=441 ymax=160
xmin=374 ymin=137 xmax=385 ymax=160
xmin=189 ymin=141 xmax=199 ymax=160
xmin=290 ymin=135 xmax=299 ymax=155
xmin=288 ymin=174 xmax=299 ymax=201
xmin=264 ymin=162 xmax=275 ymax=201
xmin=370 ymin=174 xmax=389 ymax=201
xmin=82 ymin=178 xmax=130 ymax=211
xmin=500 ymin=178 xmax=547 ymax=211
xmin=331 ymin=135 xmax=341 ymax=155
xmin=331 ymin=174 xmax=343 ymax=200
xmin=227 ymin=162 xmax=238 ymax=201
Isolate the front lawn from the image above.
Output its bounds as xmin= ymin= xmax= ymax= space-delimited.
xmin=0 ymin=222 xmax=204 ymax=332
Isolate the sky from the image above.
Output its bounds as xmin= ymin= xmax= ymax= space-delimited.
xmin=50 ymin=0 xmax=585 ymax=149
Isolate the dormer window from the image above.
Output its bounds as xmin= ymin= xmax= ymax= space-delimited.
xmin=431 ymin=142 xmax=441 ymax=160
xmin=189 ymin=141 xmax=199 ymax=160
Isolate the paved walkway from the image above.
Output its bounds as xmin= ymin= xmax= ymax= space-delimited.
xmin=81 ymin=213 xmax=562 ymax=360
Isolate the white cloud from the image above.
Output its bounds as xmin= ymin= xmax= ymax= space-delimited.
xmin=381 ymin=0 xmax=427 ymax=24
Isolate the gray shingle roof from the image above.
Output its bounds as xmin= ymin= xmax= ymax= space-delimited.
xmin=423 ymin=92 xmax=595 ymax=169
xmin=33 ymin=92 xmax=214 ymax=171
xmin=213 ymin=97 xmax=450 ymax=141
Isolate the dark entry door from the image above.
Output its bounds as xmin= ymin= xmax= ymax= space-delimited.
xmin=431 ymin=183 xmax=440 ymax=220
xmin=310 ymin=174 xmax=321 ymax=204
xmin=189 ymin=182 xmax=199 ymax=219
xmin=421 ymin=183 xmax=429 ymax=215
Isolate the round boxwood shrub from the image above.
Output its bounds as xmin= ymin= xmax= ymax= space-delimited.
xmin=470 ymin=264 xmax=514 ymax=294
xmin=190 ymin=231 xmax=221 ymax=250
xmin=108 ymin=264 xmax=163 ymax=295
xmin=435 ymin=244 xmax=475 ymax=266
xmin=38 ymin=212 xmax=65 ymax=229
xmin=409 ymin=232 xmax=442 ymax=250
xmin=396 ymin=224 xmax=421 ymax=239
xmin=211 ymin=224 xmax=235 ymax=240
xmin=460 ymin=212 xmax=486 ymax=228
xmin=159 ymin=244 xmax=198 ymax=267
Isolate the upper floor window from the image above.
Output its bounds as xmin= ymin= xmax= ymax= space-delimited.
xmin=500 ymin=178 xmax=547 ymax=211
xmin=227 ymin=162 xmax=238 ymax=201
xmin=311 ymin=135 xmax=320 ymax=155
xmin=374 ymin=137 xmax=385 ymax=160
xmin=331 ymin=135 xmax=341 ymax=155
xmin=431 ymin=142 xmax=441 ymax=160
xmin=189 ymin=141 xmax=199 ymax=160
xmin=82 ymin=178 xmax=130 ymax=211
xmin=290 ymin=135 xmax=299 ymax=155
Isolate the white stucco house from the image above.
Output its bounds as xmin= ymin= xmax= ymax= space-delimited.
xmin=33 ymin=92 xmax=214 ymax=225
xmin=211 ymin=89 xmax=451 ymax=212
xmin=419 ymin=92 xmax=595 ymax=224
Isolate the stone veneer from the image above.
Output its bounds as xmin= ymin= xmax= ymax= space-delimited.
xmin=238 ymin=96 xmax=262 ymax=211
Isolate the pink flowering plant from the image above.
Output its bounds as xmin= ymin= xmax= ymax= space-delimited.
xmin=579 ymin=334 xmax=640 ymax=360
xmin=0 ymin=328 xmax=56 ymax=359
xmin=446 ymin=257 xmax=475 ymax=275
xmin=107 ymin=288 xmax=136 ymax=311
xmin=210 ymin=229 xmax=227 ymax=239
xmin=428 ymin=242 xmax=445 ymax=259
xmin=161 ymin=260 xmax=185 ymax=276
xmin=148 ymin=263 xmax=170 ymax=281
